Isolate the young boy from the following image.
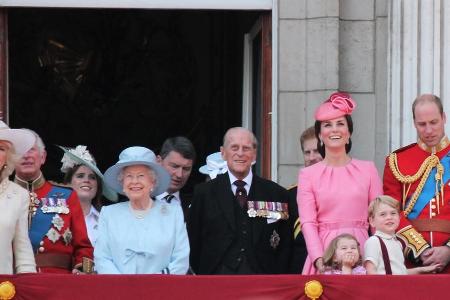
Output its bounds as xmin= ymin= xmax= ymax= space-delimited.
xmin=364 ymin=196 xmax=440 ymax=274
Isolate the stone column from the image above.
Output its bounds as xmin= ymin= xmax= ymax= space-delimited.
xmin=388 ymin=0 xmax=450 ymax=150
xmin=277 ymin=0 xmax=339 ymax=186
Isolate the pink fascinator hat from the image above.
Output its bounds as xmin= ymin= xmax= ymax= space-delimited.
xmin=314 ymin=92 xmax=357 ymax=121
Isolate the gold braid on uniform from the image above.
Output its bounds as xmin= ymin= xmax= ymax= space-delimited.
xmin=388 ymin=153 xmax=444 ymax=217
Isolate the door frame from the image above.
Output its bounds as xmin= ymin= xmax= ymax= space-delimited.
xmin=0 ymin=0 xmax=272 ymax=10
xmin=0 ymin=0 xmax=279 ymax=180
xmin=241 ymin=12 xmax=277 ymax=180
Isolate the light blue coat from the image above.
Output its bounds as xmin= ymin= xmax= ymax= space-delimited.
xmin=94 ymin=200 xmax=189 ymax=274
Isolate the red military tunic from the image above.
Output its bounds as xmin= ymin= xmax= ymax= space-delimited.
xmin=383 ymin=139 xmax=450 ymax=273
xmin=15 ymin=174 xmax=93 ymax=273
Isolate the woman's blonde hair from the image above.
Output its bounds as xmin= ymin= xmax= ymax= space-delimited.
xmin=0 ymin=141 xmax=20 ymax=181
xmin=322 ymin=233 xmax=361 ymax=267
xmin=368 ymin=195 xmax=399 ymax=219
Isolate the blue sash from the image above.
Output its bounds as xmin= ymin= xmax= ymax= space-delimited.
xmin=408 ymin=154 xmax=450 ymax=219
xmin=29 ymin=186 xmax=72 ymax=252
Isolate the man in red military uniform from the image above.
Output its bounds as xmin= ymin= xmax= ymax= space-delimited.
xmin=14 ymin=130 xmax=93 ymax=274
xmin=383 ymin=94 xmax=450 ymax=273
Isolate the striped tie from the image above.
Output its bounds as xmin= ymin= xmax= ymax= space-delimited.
xmin=234 ymin=180 xmax=247 ymax=209
xmin=164 ymin=194 xmax=175 ymax=203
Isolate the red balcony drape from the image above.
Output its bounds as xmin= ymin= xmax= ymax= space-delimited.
xmin=0 ymin=274 xmax=448 ymax=300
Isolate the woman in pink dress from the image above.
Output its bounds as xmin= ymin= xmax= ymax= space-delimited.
xmin=297 ymin=92 xmax=382 ymax=274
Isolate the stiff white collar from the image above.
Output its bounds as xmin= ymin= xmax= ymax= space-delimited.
xmin=227 ymin=170 xmax=253 ymax=194
xmin=155 ymin=191 xmax=181 ymax=204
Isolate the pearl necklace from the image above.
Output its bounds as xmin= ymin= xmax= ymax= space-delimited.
xmin=0 ymin=179 xmax=9 ymax=195
xmin=129 ymin=202 xmax=152 ymax=219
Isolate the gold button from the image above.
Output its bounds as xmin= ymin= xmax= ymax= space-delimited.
xmin=39 ymin=241 xmax=44 ymax=246
xmin=431 ymin=198 xmax=436 ymax=203
xmin=431 ymin=205 xmax=436 ymax=209
xmin=432 ymin=213 xmax=436 ymax=217
xmin=415 ymin=238 xmax=419 ymax=242
xmin=38 ymin=247 xmax=45 ymax=252
xmin=418 ymin=241 xmax=422 ymax=244
xmin=412 ymin=234 xmax=417 ymax=238
xmin=409 ymin=232 xmax=414 ymax=236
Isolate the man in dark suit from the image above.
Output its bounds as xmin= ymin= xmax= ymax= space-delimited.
xmin=187 ymin=127 xmax=291 ymax=274
xmin=156 ymin=136 xmax=196 ymax=221
xmin=287 ymin=126 xmax=323 ymax=273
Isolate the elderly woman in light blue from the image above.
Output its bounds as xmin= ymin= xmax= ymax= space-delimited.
xmin=94 ymin=146 xmax=189 ymax=274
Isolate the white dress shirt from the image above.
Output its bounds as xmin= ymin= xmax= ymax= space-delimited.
xmin=85 ymin=205 xmax=100 ymax=246
xmin=364 ymin=230 xmax=408 ymax=275
xmin=227 ymin=170 xmax=253 ymax=195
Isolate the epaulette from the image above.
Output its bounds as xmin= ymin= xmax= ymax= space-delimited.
xmin=396 ymin=225 xmax=429 ymax=258
xmin=287 ymin=184 xmax=297 ymax=190
xmin=392 ymin=143 xmax=416 ymax=154
xmin=48 ymin=180 xmax=73 ymax=190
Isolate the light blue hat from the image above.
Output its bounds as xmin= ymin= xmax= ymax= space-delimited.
xmin=198 ymin=152 xmax=228 ymax=179
xmin=104 ymin=146 xmax=170 ymax=197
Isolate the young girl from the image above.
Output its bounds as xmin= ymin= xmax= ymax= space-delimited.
xmin=322 ymin=233 xmax=366 ymax=274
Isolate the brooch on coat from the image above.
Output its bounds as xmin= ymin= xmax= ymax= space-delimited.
xmin=51 ymin=214 xmax=64 ymax=231
xmin=45 ymin=214 xmax=69 ymax=244
xmin=270 ymin=230 xmax=280 ymax=249
xmin=63 ymin=229 xmax=73 ymax=245
xmin=46 ymin=228 xmax=61 ymax=243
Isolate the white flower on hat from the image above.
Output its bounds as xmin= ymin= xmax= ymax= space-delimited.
xmin=61 ymin=145 xmax=96 ymax=173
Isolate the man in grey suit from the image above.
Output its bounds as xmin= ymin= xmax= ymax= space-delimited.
xmin=187 ymin=127 xmax=291 ymax=274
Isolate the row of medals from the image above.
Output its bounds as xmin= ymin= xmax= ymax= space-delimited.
xmin=29 ymin=192 xmax=72 ymax=244
xmin=247 ymin=208 xmax=289 ymax=220
xmin=29 ymin=192 xmax=69 ymax=215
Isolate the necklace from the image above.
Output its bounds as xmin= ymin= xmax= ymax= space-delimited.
xmin=129 ymin=202 xmax=152 ymax=219
xmin=0 ymin=179 xmax=8 ymax=195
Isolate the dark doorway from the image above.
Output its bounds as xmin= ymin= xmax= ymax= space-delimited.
xmin=8 ymin=8 xmax=261 ymax=192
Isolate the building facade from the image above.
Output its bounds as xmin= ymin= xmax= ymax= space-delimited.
xmin=0 ymin=0 xmax=448 ymax=187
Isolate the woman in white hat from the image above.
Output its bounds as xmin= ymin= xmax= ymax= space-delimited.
xmin=0 ymin=121 xmax=37 ymax=274
xmin=94 ymin=146 xmax=189 ymax=274
xmin=198 ymin=152 xmax=228 ymax=181
xmin=59 ymin=145 xmax=118 ymax=246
